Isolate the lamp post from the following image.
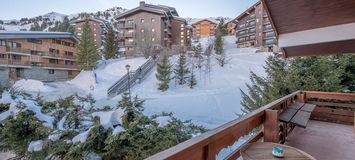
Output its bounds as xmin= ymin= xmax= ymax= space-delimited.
xmin=125 ymin=64 xmax=131 ymax=98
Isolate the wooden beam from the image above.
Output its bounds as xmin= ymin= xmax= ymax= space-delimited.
xmin=304 ymin=91 xmax=355 ymax=101
xmin=354 ymin=112 xmax=355 ymax=133
xmin=263 ymin=109 xmax=279 ymax=143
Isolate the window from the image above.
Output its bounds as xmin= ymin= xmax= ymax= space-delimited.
xmin=0 ymin=40 xmax=6 ymax=46
xmin=127 ymin=20 xmax=134 ymax=25
xmin=48 ymin=69 xmax=55 ymax=74
xmin=151 ymin=38 xmax=155 ymax=41
xmin=256 ymin=18 xmax=259 ymax=23
xmin=151 ymin=18 xmax=155 ymax=22
xmin=141 ymin=19 xmax=145 ymax=23
xmin=49 ymin=48 xmax=59 ymax=54
xmin=151 ymin=28 xmax=155 ymax=32
xmin=49 ymin=59 xmax=59 ymax=64
xmin=181 ymin=40 xmax=184 ymax=43
xmin=0 ymin=54 xmax=6 ymax=59
xmin=141 ymin=29 xmax=144 ymax=33
xmin=181 ymin=31 xmax=184 ymax=35
xmin=78 ymin=28 xmax=81 ymax=30
xmin=27 ymin=39 xmax=42 ymax=44
xmin=94 ymin=34 xmax=97 ymax=36
xmin=68 ymin=70 xmax=73 ymax=75
xmin=65 ymin=51 xmax=74 ymax=57
xmin=180 ymin=24 xmax=184 ymax=27
xmin=65 ymin=60 xmax=74 ymax=65
xmin=77 ymin=33 xmax=82 ymax=36
xmin=7 ymin=41 xmax=21 ymax=48
xmin=141 ymin=38 xmax=145 ymax=42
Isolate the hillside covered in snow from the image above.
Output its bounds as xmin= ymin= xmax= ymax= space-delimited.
xmin=12 ymin=36 xmax=271 ymax=129
xmin=0 ymin=7 xmax=125 ymax=31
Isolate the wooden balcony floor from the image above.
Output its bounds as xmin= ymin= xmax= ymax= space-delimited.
xmin=285 ymin=120 xmax=355 ymax=160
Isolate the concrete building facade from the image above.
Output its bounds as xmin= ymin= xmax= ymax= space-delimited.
xmin=115 ymin=1 xmax=190 ymax=56
xmin=70 ymin=17 xmax=110 ymax=49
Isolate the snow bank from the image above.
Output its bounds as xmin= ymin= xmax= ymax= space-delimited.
xmin=154 ymin=116 xmax=172 ymax=127
xmin=68 ymin=71 xmax=97 ymax=91
xmin=27 ymin=140 xmax=44 ymax=152
xmin=14 ymin=79 xmax=53 ymax=92
xmin=92 ymin=109 xmax=124 ymax=129
xmin=0 ymin=91 xmax=13 ymax=104
xmin=112 ymin=126 xmax=125 ymax=135
xmin=48 ymin=134 xmax=61 ymax=142
xmin=72 ymin=130 xmax=90 ymax=143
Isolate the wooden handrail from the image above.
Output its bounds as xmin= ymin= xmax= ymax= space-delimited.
xmin=146 ymin=91 xmax=301 ymax=160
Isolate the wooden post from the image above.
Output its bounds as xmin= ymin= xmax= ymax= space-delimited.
xmin=205 ymin=142 xmax=216 ymax=160
xmin=353 ymin=112 xmax=355 ymax=133
xmin=264 ymin=109 xmax=279 ymax=143
xmin=296 ymin=92 xmax=305 ymax=103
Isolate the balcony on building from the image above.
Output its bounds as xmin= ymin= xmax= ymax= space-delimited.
xmin=124 ymin=32 xmax=135 ymax=38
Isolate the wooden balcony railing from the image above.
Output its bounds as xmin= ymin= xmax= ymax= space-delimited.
xmin=43 ymin=63 xmax=78 ymax=69
xmin=147 ymin=91 xmax=355 ymax=160
xmin=0 ymin=59 xmax=31 ymax=66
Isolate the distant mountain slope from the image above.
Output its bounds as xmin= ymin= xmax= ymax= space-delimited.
xmin=0 ymin=6 xmax=126 ymax=31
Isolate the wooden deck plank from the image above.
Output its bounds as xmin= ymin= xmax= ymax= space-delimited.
xmin=279 ymin=108 xmax=298 ymax=123
xmin=301 ymin=104 xmax=316 ymax=112
xmin=289 ymin=102 xmax=305 ymax=110
xmin=291 ymin=111 xmax=311 ymax=128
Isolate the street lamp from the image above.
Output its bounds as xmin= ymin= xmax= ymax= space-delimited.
xmin=125 ymin=64 xmax=131 ymax=97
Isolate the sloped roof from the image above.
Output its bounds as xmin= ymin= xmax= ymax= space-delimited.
xmin=115 ymin=3 xmax=178 ymax=20
xmin=234 ymin=1 xmax=261 ymax=22
xmin=0 ymin=31 xmax=80 ymax=42
xmin=191 ymin=18 xmax=219 ymax=26
xmin=70 ymin=17 xmax=110 ymax=29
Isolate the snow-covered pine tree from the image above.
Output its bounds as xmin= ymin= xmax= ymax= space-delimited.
xmin=189 ymin=68 xmax=197 ymax=89
xmin=118 ymin=92 xmax=144 ymax=128
xmin=194 ymin=43 xmax=204 ymax=69
xmin=156 ymin=54 xmax=172 ymax=91
xmin=103 ymin=27 xmax=118 ymax=60
xmin=77 ymin=20 xmax=99 ymax=70
xmin=174 ymin=52 xmax=190 ymax=85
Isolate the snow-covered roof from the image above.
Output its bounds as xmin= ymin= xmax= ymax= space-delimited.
xmin=115 ymin=2 xmax=179 ymax=20
xmin=0 ymin=31 xmax=80 ymax=42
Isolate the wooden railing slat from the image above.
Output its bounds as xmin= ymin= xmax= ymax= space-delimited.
xmin=307 ymin=101 xmax=355 ymax=109
xmin=304 ymin=91 xmax=355 ymax=101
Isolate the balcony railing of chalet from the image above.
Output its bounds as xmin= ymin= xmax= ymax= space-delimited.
xmin=5 ymin=47 xmax=76 ymax=60
xmin=0 ymin=59 xmax=31 ymax=66
xmin=43 ymin=63 xmax=78 ymax=69
xmin=147 ymin=91 xmax=355 ymax=160
xmin=124 ymin=32 xmax=135 ymax=38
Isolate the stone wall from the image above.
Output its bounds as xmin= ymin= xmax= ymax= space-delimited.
xmin=23 ymin=67 xmax=68 ymax=82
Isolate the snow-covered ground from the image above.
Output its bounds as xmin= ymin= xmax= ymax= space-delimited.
xmin=12 ymin=36 xmax=271 ymax=129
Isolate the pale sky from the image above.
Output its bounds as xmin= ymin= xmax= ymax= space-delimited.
xmin=0 ymin=0 xmax=257 ymax=20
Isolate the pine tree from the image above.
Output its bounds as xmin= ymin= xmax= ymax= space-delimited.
xmin=240 ymin=55 xmax=346 ymax=113
xmin=174 ymin=52 xmax=189 ymax=85
xmin=118 ymin=92 xmax=144 ymax=128
xmin=59 ymin=16 xmax=70 ymax=32
xmin=103 ymin=27 xmax=118 ymax=60
xmin=194 ymin=43 xmax=204 ymax=68
xmin=189 ymin=69 xmax=197 ymax=89
xmin=77 ymin=20 xmax=99 ymax=70
xmin=156 ymin=54 xmax=172 ymax=91
xmin=30 ymin=21 xmax=41 ymax=31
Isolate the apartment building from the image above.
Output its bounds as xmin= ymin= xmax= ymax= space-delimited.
xmin=115 ymin=1 xmax=190 ymax=56
xmin=70 ymin=17 xmax=110 ymax=49
xmin=191 ymin=18 xmax=218 ymax=40
xmin=0 ymin=31 xmax=80 ymax=86
xmin=234 ymin=1 xmax=277 ymax=51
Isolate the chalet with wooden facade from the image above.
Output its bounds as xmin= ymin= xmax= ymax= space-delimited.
xmin=234 ymin=1 xmax=277 ymax=51
xmin=115 ymin=1 xmax=190 ymax=56
xmin=148 ymin=0 xmax=355 ymax=159
xmin=225 ymin=20 xmax=237 ymax=36
xmin=192 ymin=18 xmax=218 ymax=39
xmin=0 ymin=31 xmax=80 ymax=86
xmin=70 ymin=17 xmax=110 ymax=49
